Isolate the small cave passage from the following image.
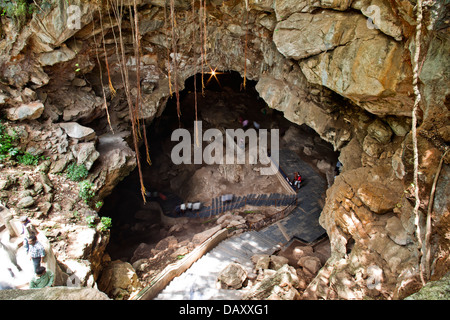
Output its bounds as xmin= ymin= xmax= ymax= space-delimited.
xmin=100 ymin=71 xmax=339 ymax=264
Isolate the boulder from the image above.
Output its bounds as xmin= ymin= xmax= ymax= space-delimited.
xmin=405 ymin=272 xmax=450 ymax=300
xmin=59 ymin=122 xmax=96 ymax=141
xmin=97 ymin=260 xmax=141 ymax=300
xmin=385 ymin=216 xmax=412 ymax=246
xmin=297 ymin=255 xmax=322 ymax=274
xmin=6 ymin=102 xmax=44 ymax=121
xmin=252 ymin=254 xmax=271 ymax=270
xmin=130 ymin=243 xmax=153 ymax=264
xmin=292 ymin=245 xmax=314 ymax=260
xmin=95 ymin=133 xmax=137 ymax=199
xmin=0 ymin=287 xmax=110 ymax=300
xmin=269 ymin=255 xmax=289 ymax=271
xmin=71 ymin=142 xmax=99 ymax=170
xmin=356 ymin=184 xmax=400 ymax=214
xmin=16 ymin=196 xmax=35 ymax=208
xmin=38 ymin=45 xmax=76 ymax=66
xmin=243 ymin=264 xmax=301 ymax=300
xmin=367 ymin=119 xmax=393 ymax=144
xmin=217 ymin=263 xmax=248 ymax=289
xmin=299 ymin=32 xmax=413 ymax=117
xmin=274 ymin=11 xmax=377 ymax=60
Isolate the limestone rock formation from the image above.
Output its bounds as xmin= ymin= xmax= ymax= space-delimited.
xmin=97 ymin=260 xmax=142 ymax=300
xmin=243 ymin=264 xmax=301 ymax=300
xmin=217 ymin=263 xmax=248 ymax=289
xmin=0 ymin=287 xmax=110 ymax=300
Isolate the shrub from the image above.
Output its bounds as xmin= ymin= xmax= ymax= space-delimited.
xmin=79 ymin=180 xmax=95 ymax=204
xmin=0 ymin=122 xmax=44 ymax=165
xmin=66 ymin=163 xmax=89 ymax=182
xmin=98 ymin=217 xmax=112 ymax=232
xmin=17 ymin=152 xmax=41 ymax=166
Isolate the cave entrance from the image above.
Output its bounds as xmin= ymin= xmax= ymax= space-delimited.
xmin=100 ymin=71 xmax=339 ymax=265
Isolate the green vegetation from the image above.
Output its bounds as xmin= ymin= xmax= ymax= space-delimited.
xmin=66 ymin=163 xmax=89 ymax=182
xmin=16 ymin=152 xmax=42 ymax=165
xmin=78 ymin=180 xmax=95 ymax=204
xmin=0 ymin=121 xmax=45 ymax=165
xmin=85 ymin=215 xmax=112 ymax=232
xmin=0 ymin=0 xmax=31 ymax=21
xmin=0 ymin=0 xmax=53 ymax=24
xmin=98 ymin=216 xmax=112 ymax=232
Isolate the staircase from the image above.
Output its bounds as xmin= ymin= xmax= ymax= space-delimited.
xmin=150 ymin=149 xmax=328 ymax=300
xmin=154 ymin=230 xmax=282 ymax=300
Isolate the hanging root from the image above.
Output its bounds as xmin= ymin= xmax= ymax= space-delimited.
xmin=411 ymin=0 xmax=425 ymax=286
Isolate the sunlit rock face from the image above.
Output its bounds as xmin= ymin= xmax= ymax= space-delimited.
xmin=0 ymin=0 xmax=448 ymax=299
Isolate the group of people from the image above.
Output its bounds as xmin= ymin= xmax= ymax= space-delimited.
xmin=7 ymin=217 xmax=54 ymax=289
xmin=286 ymin=171 xmax=302 ymax=191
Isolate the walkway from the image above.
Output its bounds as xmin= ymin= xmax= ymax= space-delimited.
xmin=154 ymin=149 xmax=327 ymax=300
xmin=159 ymin=192 xmax=297 ymax=218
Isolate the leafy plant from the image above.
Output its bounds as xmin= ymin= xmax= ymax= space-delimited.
xmin=16 ymin=152 xmax=41 ymax=166
xmin=98 ymin=217 xmax=112 ymax=232
xmin=85 ymin=216 xmax=112 ymax=232
xmin=79 ymin=180 xmax=95 ymax=204
xmin=66 ymin=163 xmax=89 ymax=182
xmin=85 ymin=215 xmax=96 ymax=228
xmin=0 ymin=121 xmax=45 ymax=166
xmin=0 ymin=0 xmax=33 ymax=23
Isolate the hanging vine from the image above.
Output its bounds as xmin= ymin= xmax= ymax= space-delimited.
xmin=165 ymin=0 xmax=182 ymax=127
xmin=91 ymin=3 xmax=114 ymax=134
xmin=192 ymin=0 xmax=199 ymax=147
xmin=108 ymin=0 xmax=147 ymax=202
xmin=411 ymin=0 xmax=425 ymax=286
xmin=243 ymin=0 xmax=249 ymax=90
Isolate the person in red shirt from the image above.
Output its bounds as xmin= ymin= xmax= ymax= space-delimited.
xmin=293 ymin=172 xmax=302 ymax=190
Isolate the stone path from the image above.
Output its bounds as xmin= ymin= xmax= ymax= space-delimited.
xmin=154 ymin=149 xmax=327 ymax=300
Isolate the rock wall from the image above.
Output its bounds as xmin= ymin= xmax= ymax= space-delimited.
xmin=0 ymin=0 xmax=448 ymax=299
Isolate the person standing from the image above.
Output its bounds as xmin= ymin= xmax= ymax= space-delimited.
xmin=20 ymin=216 xmax=38 ymax=254
xmin=29 ymin=266 xmax=54 ymax=289
xmin=27 ymin=235 xmax=45 ymax=272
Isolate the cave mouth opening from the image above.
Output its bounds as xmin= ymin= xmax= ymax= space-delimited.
xmin=100 ymin=70 xmax=339 ymax=263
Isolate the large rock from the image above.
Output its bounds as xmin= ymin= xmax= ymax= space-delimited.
xmin=217 ymin=263 xmax=248 ymax=289
xmin=59 ymin=122 xmax=96 ymax=141
xmin=405 ymin=271 xmax=450 ymax=300
xmin=243 ymin=264 xmax=300 ymax=300
xmin=385 ymin=216 xmax=413 ymax=246
xmin=274 ymin=11 xmax=378 ymax=60
xmin=299 ymin=33 xmax=413 ymax=117
xmin=6 ymin=102 xmax=44 ymax=121
xmin=94 ymin=133 xmax=137 ymax=199
xmin=0 ymin=287 xmax=110 ymax=300
xmin=71 ymin=142 xmax=100 ymax=171
xmin=97 ymin=260 xmax=141 ymax=300
xmin=38 ymin=45 xmax=76 ymax=66
xmin=356 ymin=183 xmax=400 ymax=214
xmin=367 ymin=119 xmax=393 ymax=144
